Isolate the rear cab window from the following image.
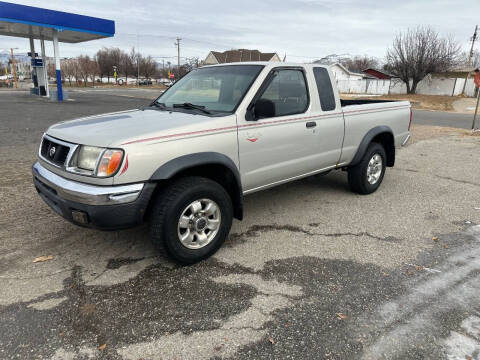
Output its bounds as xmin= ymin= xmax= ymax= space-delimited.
xmin=313 ymin=67 xmax=337 ymax=111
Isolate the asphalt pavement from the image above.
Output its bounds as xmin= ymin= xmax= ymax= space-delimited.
xmin=413 ymin=109 xmax=476 ymax=129
xmin=1 ymin=89 xmax=480 ymax=360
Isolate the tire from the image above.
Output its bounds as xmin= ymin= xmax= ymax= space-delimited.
xmin=150 ymin=176 xmax=233 ymax=264
xmin=348 ymin=142 xmax=386 ymax=195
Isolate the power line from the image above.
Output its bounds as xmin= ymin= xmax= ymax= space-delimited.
xmin=116 ymin=32 xmax=231 ymax=49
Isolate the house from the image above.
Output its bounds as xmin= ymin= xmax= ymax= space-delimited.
xmin=363 ymin=68 xmax=394 ymax=80
xmin=204 ymin=49 xmax=281 ymax=65
xmin=327 ymin=63 xmax=372 ymax=81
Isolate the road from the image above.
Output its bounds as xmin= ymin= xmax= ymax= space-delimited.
xmin=413 ymin=109 xmax=475 ymax=129
xmin=1 ymin=89 xmax=480 ymax=359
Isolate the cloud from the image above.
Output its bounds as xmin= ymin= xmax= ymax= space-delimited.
xmin=1 ymin=0 xmax=478 ymax=63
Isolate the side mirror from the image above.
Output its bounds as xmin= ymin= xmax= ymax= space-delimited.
xmin=251 ymin=99 xmax=275 ymax=120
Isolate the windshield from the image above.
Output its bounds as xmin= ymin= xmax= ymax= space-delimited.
xmin=155 ymin=65 xmax=264 ymax=113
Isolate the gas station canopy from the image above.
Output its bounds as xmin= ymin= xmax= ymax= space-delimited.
xmin=0 ymin=1 xmax=115 ymax=101
xmin=0 ymin=1 xmax=115 ymax=43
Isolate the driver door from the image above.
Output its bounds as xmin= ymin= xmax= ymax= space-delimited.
xmin=238 ymin=67 xmax=320 ymax=192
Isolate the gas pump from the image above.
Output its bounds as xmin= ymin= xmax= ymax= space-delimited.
xmin=32 ymin=57 xmax=48 ymax=96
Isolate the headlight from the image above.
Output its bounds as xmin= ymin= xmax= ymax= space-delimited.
xmin=73 ymin=146 xmax=124 ymax=177
xmin=77 ymin=146 xmax=103 ymax=170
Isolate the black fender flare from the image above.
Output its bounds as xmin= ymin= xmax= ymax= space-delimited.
xmin=349 ymin=126 xmax=395 ymax=167
xmin=150 ymin=152 xmax=243 ymax=220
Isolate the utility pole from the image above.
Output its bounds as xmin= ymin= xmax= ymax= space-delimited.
xmin=472 ymin=89 xmax=479 ymax=130
xmin=468 ymin=25 xmax=478 ymax=65
xmin=175 ymin=37 xmax=181 ymax=77
xmin=462 ymin=25 xmax=478 ymax=95
xmin=10 ymin=48 xmax=18 ymax=88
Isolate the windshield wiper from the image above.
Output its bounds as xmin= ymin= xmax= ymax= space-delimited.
xmin=173 ymin=102 xmax=212 ymax=114
xmin=151 ymin=101 xmax=168 ymax=110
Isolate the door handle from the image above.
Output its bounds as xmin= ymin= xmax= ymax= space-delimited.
xmin=306 ymin=121 xmax=317 ymax=128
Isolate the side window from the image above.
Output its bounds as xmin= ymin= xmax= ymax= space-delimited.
xmin=313 ymin=67 xmax=336 ymax=111
xmin=256 ymin=69 xmax=308 ymax=118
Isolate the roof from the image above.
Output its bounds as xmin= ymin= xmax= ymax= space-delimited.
xmin=0 ymin=1 xmax=115 ymax=43
xmin=209 ymin=49 xmax=278 ymax=63
xmin=363 ymin=68 xmax=395 ymax=79
xmin=330 ymin=63 xmax=373 ymax=78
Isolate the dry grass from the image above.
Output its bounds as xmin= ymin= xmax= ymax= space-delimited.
xmin=341 ymin=94 xmax=460 ymax=112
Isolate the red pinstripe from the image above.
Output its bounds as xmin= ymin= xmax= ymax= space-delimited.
xmin=120 ymin=104 xmax=410 ymax=145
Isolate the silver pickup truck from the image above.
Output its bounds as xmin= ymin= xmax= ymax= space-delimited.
xmin=33 ymin=62 xmax=411 ymax=263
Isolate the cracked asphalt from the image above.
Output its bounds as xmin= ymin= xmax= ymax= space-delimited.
xmin=1 ymin=89 xmax=480 ymax=360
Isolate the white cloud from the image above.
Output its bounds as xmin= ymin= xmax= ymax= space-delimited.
xmin=1 ymin=0 xmax=478 ymax=63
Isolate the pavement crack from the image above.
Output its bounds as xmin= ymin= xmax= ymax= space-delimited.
xmin=435 ymin=175 xmax=480 ymax=187
xmin=314 ymin=231 xmax=402 ymax=243
xmin=229 ymin=224 xmax=402 ymax=244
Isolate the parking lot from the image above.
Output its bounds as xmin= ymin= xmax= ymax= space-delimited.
xmin=1 ymin=89 xmax=480 ymax=360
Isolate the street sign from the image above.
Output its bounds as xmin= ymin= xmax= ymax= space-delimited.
xmin=32 ymin=58 xmax=43 ymax=67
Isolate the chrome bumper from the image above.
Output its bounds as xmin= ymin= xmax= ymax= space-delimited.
xmin=32 ymin=161 xmax=144 ymax=205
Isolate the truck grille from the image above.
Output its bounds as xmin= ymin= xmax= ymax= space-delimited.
xmin=40 ymin=137 xmax=71 ymax=167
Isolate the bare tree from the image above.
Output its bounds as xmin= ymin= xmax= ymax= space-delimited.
xmin=182 ymin=57 xmax=200 ymax=73
xmin=474 ymin=50 xmax=480 ymax=68
xmin=386 ymin=26 xmax=460 ymax=94
xmin=89 ymin=55 xmax=100 ymax=85
xmin=459 ymin=50 xmax=480 ymax=68
xmin=77 ymin=55 xmax=92 ymax=86
xmin=96 ymin=47 xmax=115 ymax=83
xmin=119 ymin=49 xmax=134 ymax=84
xmin=110 ymin=48 xmax=123 ymax=83
xmin=342 ymin=56 xmax=379 ymax=73
xmin=47 ymin=61 xmax=56 ymax=80
xmin=61 ymin=59 xmax=76 ymax=86
xmin=140 ymin=55 xmax=157 ymax=79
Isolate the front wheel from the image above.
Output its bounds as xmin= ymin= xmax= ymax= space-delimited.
xmin=348 ymin=143 xmax=386 ymax=194
xmin=150 ymin=176 xmax=233 ymax=264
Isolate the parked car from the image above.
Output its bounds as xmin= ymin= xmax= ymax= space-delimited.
xmin=32 ymin=62 xmax=412 ymax=263
xmin=138 ymin=79 xmax=153 ymax=86
xmin=158 ymin=78 xmax=173 ymax=87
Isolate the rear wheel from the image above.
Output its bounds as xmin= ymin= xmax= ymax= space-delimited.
xmin=348 ymin=142 xmax=386 ymax=194
xmin=150 ymin=176 xmax=233 ymax=264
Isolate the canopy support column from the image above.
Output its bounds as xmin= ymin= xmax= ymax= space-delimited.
xmin=29 ymin=37 xmax=38 ymax=88
xmin=40 ymin=37 xmax=49 ymax=98
xmin=52 ymin=29 xmax=63 ymax=101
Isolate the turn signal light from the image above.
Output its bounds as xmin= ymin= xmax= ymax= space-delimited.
xmin=96 ymin=150 xmax=124 ymax=177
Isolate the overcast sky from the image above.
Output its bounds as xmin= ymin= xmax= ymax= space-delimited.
xmin=1 ymin=0 xmax=479 ymax=64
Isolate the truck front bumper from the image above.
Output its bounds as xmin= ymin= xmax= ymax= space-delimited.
xmin=32 ymin=161 xmax=156 ymax=230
